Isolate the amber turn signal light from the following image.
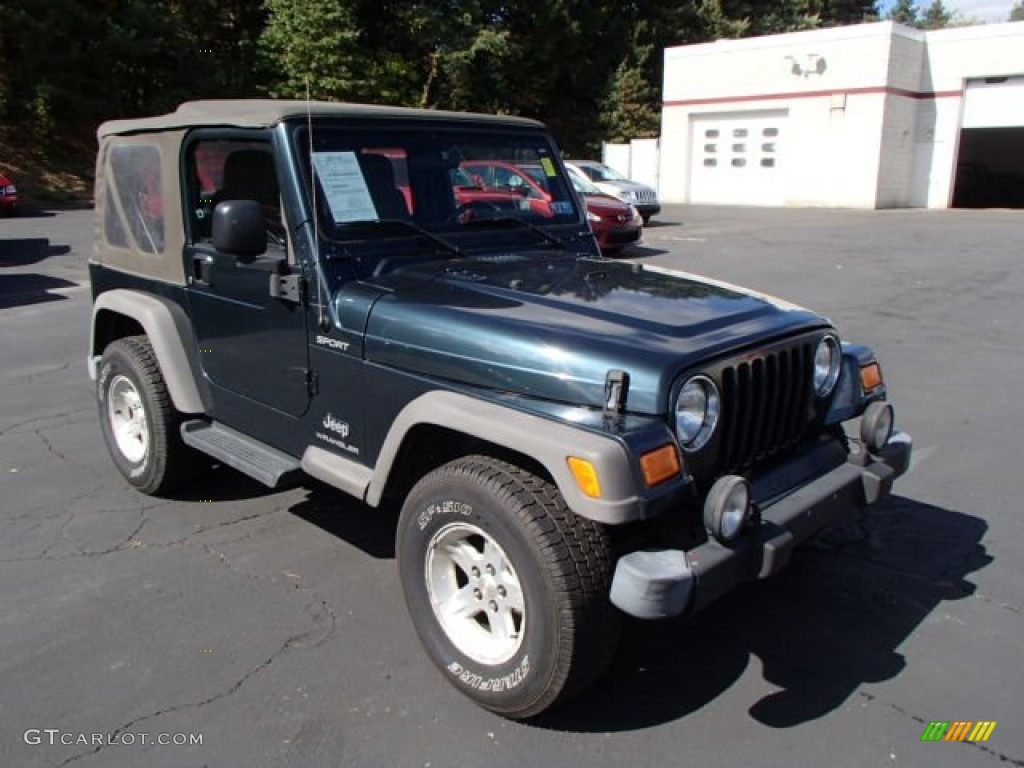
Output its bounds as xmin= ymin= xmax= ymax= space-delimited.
xmin=640 ymin=444 xmax=681 ymax=487
xmin=567 ymin=457 xmax=602 ymax=499
xmin=860 ymin=362 xmax=883 ymax=392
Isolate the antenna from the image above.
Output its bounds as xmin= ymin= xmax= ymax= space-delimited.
xmin=306 ymin=80 xmax=330 ymax=332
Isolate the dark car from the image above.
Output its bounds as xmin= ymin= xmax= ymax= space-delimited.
xmin=88 ymin=100 xmax=911 ymax=720
xmin=0 ymin=172 xmax=18 ymax=216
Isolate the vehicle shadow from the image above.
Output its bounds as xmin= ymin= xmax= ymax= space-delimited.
xmin=644 ymin=219 xmax=683 ymax=228
xmin=289 ymin=480 xmax=397 ymax=559
xmin=169 ymin=463 xmax=278 ymax=503
xmin=0 ymin=273 xmax=78 ymax=309
xmin=274 ymin=480 xmax=987 ymax=731
xmin=0 ymin=238 xmax=71 ymax=267
xmin=623 ymin=244 xmax=669 ymax=259
xmin=5 ymin=207 xmax=59 ymax=220
xmin=534 ymin=494 xmax=990 ymax=732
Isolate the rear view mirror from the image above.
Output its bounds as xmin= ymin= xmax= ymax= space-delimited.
xmin=212 ymin=200 xmax=266 ymax=261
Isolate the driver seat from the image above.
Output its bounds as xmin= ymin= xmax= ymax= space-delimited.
xmin=359 ymin=153 xmax=410 ymax=220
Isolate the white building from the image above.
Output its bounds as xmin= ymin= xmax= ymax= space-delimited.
xmin=656 ymin=20 xmax=1024 ymax=208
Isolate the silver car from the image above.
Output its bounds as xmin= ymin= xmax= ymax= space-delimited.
xmin=566 ymin=160 xmax=660 ymax=224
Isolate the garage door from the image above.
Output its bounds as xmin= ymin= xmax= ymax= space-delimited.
xmin=953 ymin=77 xmax=1024 ymax=208
xmin=962 ymin=77 xmax=1024 ymax=129
xmin=690 ymin=110 xmax=788 ymax=205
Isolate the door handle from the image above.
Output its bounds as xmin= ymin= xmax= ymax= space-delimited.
xmin=193 ymin=254 xmax=215 ymax=284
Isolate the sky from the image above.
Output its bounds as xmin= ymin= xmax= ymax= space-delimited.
xmin=878 ymin=0 xmax=1020 ymax=22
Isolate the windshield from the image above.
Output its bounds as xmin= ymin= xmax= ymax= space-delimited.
xmin=582 ymin=163 xmax=627 ymax=182
xmin=294 ymin=123 xmax=581 ymax=243
xmin=566 ymin=167 xmax=602 ymax=195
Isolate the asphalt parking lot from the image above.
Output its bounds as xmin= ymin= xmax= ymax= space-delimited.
xmin=1 ymin=205 xmax=1021 ymax=767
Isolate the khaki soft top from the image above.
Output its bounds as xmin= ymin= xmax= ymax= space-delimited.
xmin=98 ymin=99 xmax=543 ymax=138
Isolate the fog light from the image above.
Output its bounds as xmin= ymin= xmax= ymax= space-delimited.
xmin=860 ymin=401 xmax=894 ymax=453
xmin=703 ymin=475 xmax=751 ymax=543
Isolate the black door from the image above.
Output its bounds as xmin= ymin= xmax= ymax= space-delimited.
xmin=183 ymin=135 xmax=310 ymax=417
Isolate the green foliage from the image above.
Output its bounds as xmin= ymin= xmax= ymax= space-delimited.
xmin=886 ymin=0 xmax=973 ymax=29
xmin=602 ymin=55 xmax=662 ymax=143
xmin=920 ymin=0 xmax=953 ymax=28
xmin=261 ymin=0 xmax=367 ymax=100
xmin=886 ymin=0 xmax=919 ymax=24
xmin=1010 ymin=2 xmax=1024 ymax=20
xmin=1 ymin=0 xmax=885 ymax=191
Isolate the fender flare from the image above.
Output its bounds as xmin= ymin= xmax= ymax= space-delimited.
xmin=302 ymin=391 xmax=648 ymax=525
xmin=89 ymin=289 xmax=205 ymax=414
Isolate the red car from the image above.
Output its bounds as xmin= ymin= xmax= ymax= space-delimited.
xmin=450 ymin=167 xmax=530 ymax=215
xmin=0 ymin=172 xmax=18 ymax=216
xmin=461 ymin=159 xmax=641 ymax=253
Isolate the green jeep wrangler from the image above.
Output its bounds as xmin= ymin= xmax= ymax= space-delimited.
xmin=88 ymin=100 xmax=911 ymax=718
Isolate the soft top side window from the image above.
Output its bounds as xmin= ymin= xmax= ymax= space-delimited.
xmin=107 ymin=143 xmax=165 ymax=254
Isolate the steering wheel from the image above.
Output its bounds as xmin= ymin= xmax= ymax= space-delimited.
xmin=445 ymin=200 xmax=503 ymax=224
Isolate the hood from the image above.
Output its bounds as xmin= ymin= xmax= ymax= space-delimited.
xmin=597 ymin=179 xmax=654 ymax=194
xmin=361 ymin=254 xmax=826 ymax=415
xmin=583 ymin=193 xmax=633 ymax=216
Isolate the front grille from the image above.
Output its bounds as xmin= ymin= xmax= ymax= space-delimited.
xmin=606 ymin=228 xmax=640 ymax=245
xmin=634 ymin=190 xmax=657 ymax=203
xmin=717 ymin=342 xmax=815 ymax=471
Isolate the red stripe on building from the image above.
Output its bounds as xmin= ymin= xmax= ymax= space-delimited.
xmin=664 ymin=86 xmax=961 ymax=107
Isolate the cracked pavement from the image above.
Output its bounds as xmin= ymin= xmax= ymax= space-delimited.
xmin=1 ymin=208 xmax=1021 ymax=767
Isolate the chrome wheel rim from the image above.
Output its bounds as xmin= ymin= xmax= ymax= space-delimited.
xmin=107 ymin=375 xmax=148 ymax=464
xmin=425 ymin=522 xmax=525 ymax=665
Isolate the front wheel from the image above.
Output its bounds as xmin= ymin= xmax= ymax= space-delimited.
xmin=396 ymin=456 xmax=619 ymax=719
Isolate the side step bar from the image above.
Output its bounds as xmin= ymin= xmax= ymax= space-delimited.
xmin=181 ymin=420 xmax=301 ymax=488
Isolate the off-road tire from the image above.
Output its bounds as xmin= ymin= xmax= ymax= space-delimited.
xmin=96 ymin=335 xmax=198 ymax=495
xmin=396 ymin=455 xmax=619 ymax=719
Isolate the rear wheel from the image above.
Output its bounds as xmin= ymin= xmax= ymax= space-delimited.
xmin=396 ymin=456 xmax=619 ymax=718
xmin=96 ymin=336 xmax=199 ymax=495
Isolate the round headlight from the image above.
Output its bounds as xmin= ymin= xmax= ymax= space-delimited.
xmin=813 ymin=335 xmax=841 ymax=397
xmin=675 ymin=375 xmax=720 ymax=451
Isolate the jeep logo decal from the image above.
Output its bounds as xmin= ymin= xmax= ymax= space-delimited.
xmin=322 ymin=413 xmax=350 ymax=438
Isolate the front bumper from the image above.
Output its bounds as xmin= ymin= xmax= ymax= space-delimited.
xmin=595 ymin=224 xmax=642 ymax=250
xmin=610 ymin=431 xmax=912 ymax=619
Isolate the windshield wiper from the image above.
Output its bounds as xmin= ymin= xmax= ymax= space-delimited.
xmin=345 ymin=218 xmax=463 ymax=258
xmin=461 ymin=215 xmax=569 ymax=250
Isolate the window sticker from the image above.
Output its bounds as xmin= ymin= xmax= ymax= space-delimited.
xmin=551 ymin=201 xmax=574 ymax=215
xmin=312 ymin=152 xmax=378 ymax=222
xmin=541 ymin=157 xmax=557 ymax=176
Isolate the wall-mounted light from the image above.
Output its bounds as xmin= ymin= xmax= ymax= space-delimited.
xmin=784 ymin=53 xmax=826 ymax=78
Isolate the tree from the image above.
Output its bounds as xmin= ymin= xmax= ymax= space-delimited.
xmin=1010 ymin=2 xmax=1024 ymax=20
xmin=920 ymin=0 xmax=954 ymax=28
xmin=601 ymin=51 xmax=661 ymax=143
xmin=261 ymin=0 xmax=370 ymax=101
xmin=887 ymin=0 xmax=919 ymax=24
xmin=823 ymin=0 xmax=880 ymax=24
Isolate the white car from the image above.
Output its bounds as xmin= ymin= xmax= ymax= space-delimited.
xmin=566 ymin=160 xmax=660 ymax=224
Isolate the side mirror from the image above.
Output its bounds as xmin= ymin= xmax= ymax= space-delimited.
xmin=212 ymin=200 xmax=266 ymax=261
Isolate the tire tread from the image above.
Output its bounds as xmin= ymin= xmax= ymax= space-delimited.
xmin=407 ymin=454 xmax=619 ymax=717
